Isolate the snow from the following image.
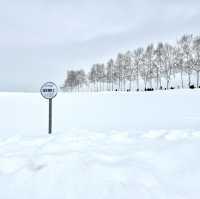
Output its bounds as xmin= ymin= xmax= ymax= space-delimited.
xmin=0 ymin=89 xmax=200 ymax=198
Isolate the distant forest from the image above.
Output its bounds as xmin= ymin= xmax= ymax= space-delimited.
xmin=61 ymin=34 xmax=200 ymax=92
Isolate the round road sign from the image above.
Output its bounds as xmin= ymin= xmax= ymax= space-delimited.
xmin=40 ymin=82 xmax=58 ymax=99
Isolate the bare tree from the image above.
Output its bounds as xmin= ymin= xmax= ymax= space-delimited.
xmin=76 ymin=70 xmax=86 ymax=91
xmin=163 ymin=44 xmax=176 ymax=89
xmin=106 ymin=59 xmax=114 ymax=91
xmin=62 ymin=70 xmax=77 ymax=91
xmin=97 ymin=64 xmax=106 ymax=91
xmin=123 ymin=51 xmax=133 ymax=91
xmin=133 ymin=48 xmax=144 ymax=91
xmin=140 ymin=53 xmax=148 ymax=90
xmin=193 ymin=36 xmax=200 ymax=87
xmin=154 ymin=43 xmax=164 ymax=89
xmin=89 ymin=64 xmax=98 ymax=91
xmin=145 ymin=44 xmax=154 ymax=88
xmin=178 ymin=34 xmax=193 ymax=87
xmin=115 ymin=53 xmax=124 ymax=91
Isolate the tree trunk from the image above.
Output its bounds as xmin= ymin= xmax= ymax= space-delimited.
xmin=159 ymin=78 xmax=162 ymax=89
xmin=156 ymin=68 xmax=159 ymax=89
xmin=181 ymin=70 xmax=184 ymax=89
xmin=123 ymin=79 xmax=126 ymax=91
xmin=144 ymin=76 xmax=147 ymax=90
xmin=188 ymin=73 xmax=191 ymax=88
xmin=112 ymin=80 xmax=114 ymax=91
xmin=166 ymin=75 xmax=170 ymax=89
xmin=136 ymin=69 xmax=139 ymax=91
xmin=118 ymin=77 xmax=120 ymax=91
xmin=150 ymin=77 xmax=152 ymax=89
xmin=197 ymin=71 xmax=200 ymax=88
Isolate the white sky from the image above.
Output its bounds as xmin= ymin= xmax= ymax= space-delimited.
xmin=0 ymin=0 xmax=200 ymax=91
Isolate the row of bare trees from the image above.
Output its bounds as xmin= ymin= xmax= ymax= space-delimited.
xmin=62 ymin=34 xmax=200 ymax=92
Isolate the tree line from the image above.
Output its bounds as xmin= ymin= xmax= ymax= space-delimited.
xmin=61 ymin=34 xmax=200 ymax=92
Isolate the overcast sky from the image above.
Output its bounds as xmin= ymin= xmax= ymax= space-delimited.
xmin=0 ymin=0 xmax=200 ymax=91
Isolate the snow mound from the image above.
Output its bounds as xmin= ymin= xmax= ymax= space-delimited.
xmin=0 ymin=130 xmax=200 ymax=199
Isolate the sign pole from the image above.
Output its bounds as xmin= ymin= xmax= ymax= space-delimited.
xmin=49 ymin=98 xmax=52 ymax=134
xmin=40 ymin=81 xmax=58 ymax=135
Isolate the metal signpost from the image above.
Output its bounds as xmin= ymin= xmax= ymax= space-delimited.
xmin=40 ymin=82 xmax=58 ymax=134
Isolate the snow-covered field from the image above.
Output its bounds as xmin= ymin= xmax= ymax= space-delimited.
xmin=0 ymin=89 xmax=200 ymax=199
